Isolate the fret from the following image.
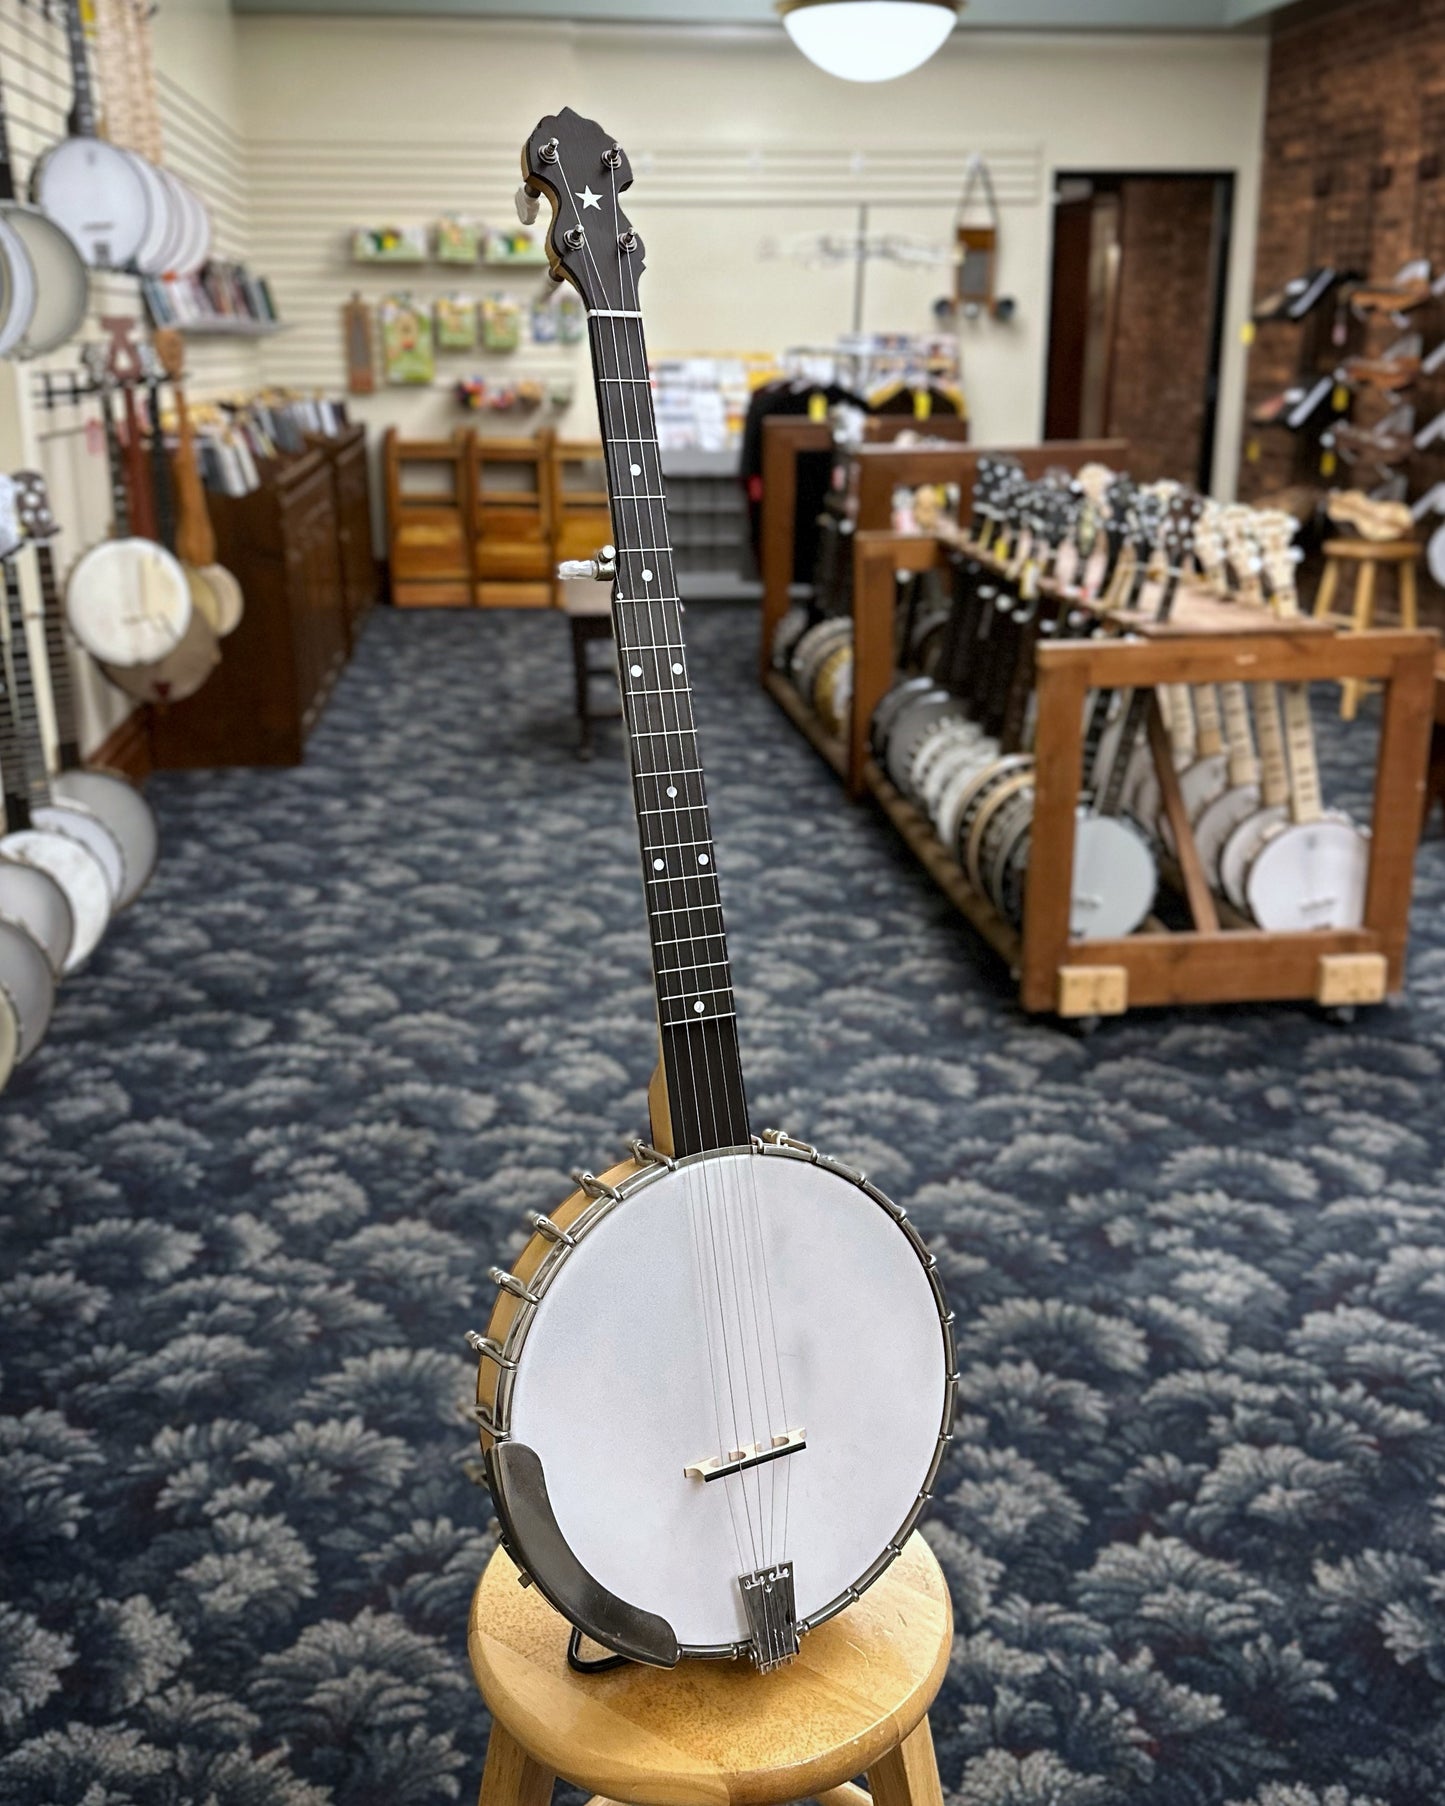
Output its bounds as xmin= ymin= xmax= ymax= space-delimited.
xmin=656 ymin=954 xmax=733 ymax=980
xmin=660 ymin=1008 xmax=737 ymax=1026
xmin=653 ymin=928 xmax=728 ymax=950
xmin=649 ymin=900 xmax=725 ymax=920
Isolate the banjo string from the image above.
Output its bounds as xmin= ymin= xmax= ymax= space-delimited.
xmin=593 ymin=163 xmax=765 ymax=1564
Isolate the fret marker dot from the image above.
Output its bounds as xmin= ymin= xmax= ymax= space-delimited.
xmin=694 ymin=1000 xmax=706 ymax=1013
xmin=630 ymin=463 xmax=641 ymax=476
xmin=653 ymin=858 xmax=664 ymax=871
xmin=666 ymin=786 xmax=677 ymax=798
xmin=672 ymin=662 xmax=683 ymax=675
xmin=698 ymin=853 xmax=709 ymax=865
xmin=642 ymin=569 xmax=654 ymax=583
xmin=630 ymin=664 xmax=642 ymax=677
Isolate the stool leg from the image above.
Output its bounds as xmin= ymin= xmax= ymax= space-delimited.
xmin=1313 ymin=557 xmax=1341 ymax=622
xmin=477 ymin=1721 xmax=555 ymax=1806
xmin=866 ymin=1718 xmax=945 ymax=1806
xmin=1401 ymin=557 xmax=1420 ymax=632
xmin=571 ymin=620 xmax=592 ymax=760
xmin=1341 ymin=560 xmax=1377 ymax=723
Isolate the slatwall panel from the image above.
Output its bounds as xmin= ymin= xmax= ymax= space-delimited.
xmin=0 ymin=0 xmax=258 ymax=756
xmin=246 ymin=132 xmax=1042 ymax=441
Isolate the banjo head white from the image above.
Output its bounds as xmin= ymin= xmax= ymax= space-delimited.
xmin=1 ymin=828 xmax=111 ymax=972
xmin=1193 ymin=781 xmax=1260 ymax=888
xmin=52 ymin=770 xmax=158 ymax=910
xmin=32 ymin=136 xmax=151 ymax=270
xmin=100 ymin=605 xmax=220 ymax=705
xmin=0 ymin=212 xmax=36 ymax=358
xmin=491 ymin=1146 xmax=952 ymax=1656
xmin=67 ymin=537 xmax=192 ymax=666
xmin=199 ymin=564 xmax=245 ymax=637
xmin=1070 ymin=813 xmax=1157 ymax=940
xmin=2 ymin=205 xmax=84 ymax=356
xmin=0 ymin=855 xmax=74 ymax=975
xmin=0 ymin=913 xmax=56 ymax=1065
xmin=32 ymin=801 xmax=125 ymax=906
xmin=1245 ymin=815 xmax=1370 ymax=932
xmin=124 ymin=150 xmax=182 ymax=276
xmin=0 ymin=985 xmax=16 ymax=1093
xmin=1160 ymin=752 xmax=1230 ymax=852
xmin=1219 ymin=803 xmax=1288 ymax=911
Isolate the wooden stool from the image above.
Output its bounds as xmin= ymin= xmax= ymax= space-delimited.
xmin=1424 ymin=652 xmax=1445 ymax=833
xmin=1311 ymin=537 xmax=1420 ymax=720
xmin=467 ymin=1531 xmax=952 ymax=1806
xmin=558 ymin=579 xmax=618 ymax=760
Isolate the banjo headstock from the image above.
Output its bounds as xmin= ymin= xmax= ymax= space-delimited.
xmin=11 ymin=470 xmax=58 ymax=543
xmin=154 ymin=326 xmax=186 ymax=384
xmin=519 ymin=108 xmax=644 ymax=309
xmin=100 ymin=314 xmax=142 ymax=386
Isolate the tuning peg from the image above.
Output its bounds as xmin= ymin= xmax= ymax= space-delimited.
xmin=557 ymin=544 xmax=617 ymax=583
xmin=515 ymin=184 xmax=540 ymax=226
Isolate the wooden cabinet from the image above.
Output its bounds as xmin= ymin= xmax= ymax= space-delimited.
xmin=313 ymin=424 xmax=378 ymax=645
xmin=149 ymin=448 xmax=349 ymax=768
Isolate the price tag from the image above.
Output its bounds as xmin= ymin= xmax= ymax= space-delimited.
xmin=1332 ymin=383 xmax=1350 ymax=412
xmin=913 ymin=387 xmax=932 ymax=421
xmin=1246 ymin=436 xmax=1261 ymax=464
xmin=1241 ymin=320 xmax=1256 ymax=347
xmin=1321 ymin=449 xmax=1338 ymax=477
xmin=807 ymin=390 xmax=827 ymax=423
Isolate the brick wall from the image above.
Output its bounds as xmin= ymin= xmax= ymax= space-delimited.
xmin=1108 ymin=177 xmax=1221 ymax=486
xmin=1241 ymin=0 xmax=1445 ymax=510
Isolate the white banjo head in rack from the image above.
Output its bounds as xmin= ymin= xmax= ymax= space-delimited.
xmin=0 ymin=214 xmax=36 ymax=358
xmin=1 ymin=830 xmax=109 ymax=973
xmin=0 ymin=856 xmax=74 ymax=977
xmin=474 ymin=108 xmax=956 ymax=1676
xmin=66 ymin=538 xmax=192 ymax=667
xmin=32 ymin=136 xmax=151 ymax=273
xmin=0 ymin=914 xmax=54 ymax=1067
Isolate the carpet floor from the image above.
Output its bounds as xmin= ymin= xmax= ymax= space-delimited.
xmin=4 ymin=602 xmax=1445 ymax=1806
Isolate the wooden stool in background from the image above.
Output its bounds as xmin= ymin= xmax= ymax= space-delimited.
xmin=1311 ymin=537 xmax=1420 ymax=720
xmin=467 ymin=1532 xmax=952 ymax=1806
xmin=1424 ymin=652 xmax=1445 ymax=833
xmin=558 ymin=579 xmax=617 ymax=759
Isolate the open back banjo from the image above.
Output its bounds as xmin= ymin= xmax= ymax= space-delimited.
xmin=469 ymin=109 xmax=955 ymax=1676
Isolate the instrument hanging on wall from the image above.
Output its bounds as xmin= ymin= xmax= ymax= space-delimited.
xmin=31 ymin=0 xmax=153 ymax=272
xmin=0 ymin=61 xmax=87 ymax=358
xmin=0 ymin=480 xmax=114 ymax=976
xmin=471 ymin=108 xmax=955 ymax=1677
xmin=155 ymin=329 xmax=245 ymax=635
xmin=66 ymin=339 xmax=192 ymax=670
xmin=11 ymin=469 xmax=159 ymax=911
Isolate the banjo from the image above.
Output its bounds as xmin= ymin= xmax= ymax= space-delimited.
xmin=30 ymin=0 xmax=152 ymax=273
xmin=66 ymin=338 xmax=192 ymax=670
xmin=0 ymin=62 xmax=87 ymax=359
xmin=471 ymin=108 xmax=955 ymax=1675
xmin=11 ymin=468 xmax=159 ymax=910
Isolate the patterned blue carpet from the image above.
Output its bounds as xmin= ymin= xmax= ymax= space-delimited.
xmin=4 ymin=602 xmax=1445 ymax=1806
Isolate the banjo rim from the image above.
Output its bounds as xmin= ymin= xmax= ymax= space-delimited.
xmin=475 ymin=1135 xmax=957 ymax=1662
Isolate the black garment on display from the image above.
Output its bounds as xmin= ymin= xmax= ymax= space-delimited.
xmin=739 ymin=381 xmax=863 ymax=584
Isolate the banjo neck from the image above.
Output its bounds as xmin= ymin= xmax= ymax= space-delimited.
xmin=529 ymin=128 xmax=749 ymax=1158
xmin=1222 ymin=508 xmax=1290 ymax=811
xmin=62 ymin=0 xmax=100 ymax=141
xmin=0 ymin=551 xmax=54 ymax=817
xmin=1258 ymin=513 xmax=1322 ymax=825
xmin=11 ymin=471 xmax=83 ymax=772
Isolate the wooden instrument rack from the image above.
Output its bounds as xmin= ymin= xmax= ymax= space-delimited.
xmin=768 ymin=527 xmax=1437 ymax=1020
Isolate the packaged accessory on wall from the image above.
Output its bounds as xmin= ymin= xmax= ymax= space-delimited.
xmin=353 ymin=224 xmax=428 ymax=262
xmin=481 ymin=295 xmax=522 ymax=352
xmin=435 ymin=294 xmax=478 ymax=350
xmin=380 ymin=294 xmax=435 ymax=384
xmin=436 ymin=215 xmax=480 ymax=263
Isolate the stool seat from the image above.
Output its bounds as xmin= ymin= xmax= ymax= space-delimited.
xmin=468 ymin=1532 xmax=953 ymax=1806
xmin=1321 ymin=537 xmax=1419 ymax=562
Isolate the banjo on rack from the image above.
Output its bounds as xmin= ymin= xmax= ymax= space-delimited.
xmin=11 ymin=469 xmax=159 ymax=910
xmin=0 ymin=59 xmax=87 ymax=359
xmin=470 ymin=108 xmax=955 ymax=1677
xmin=66 ymin=337 xmax=192 ymax=671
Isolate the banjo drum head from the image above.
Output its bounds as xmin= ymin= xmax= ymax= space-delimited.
xmin=1245 ymin=815 xmax=1370 ymax=932
xmin=1219 ymin=803 xmax=1288 ymax=912
xmin=67 ymin=537 xmax=193 ymax=666
xmin=0 ymin=986 xmax=16 ymax=1093
xmin=1 ymin=828 xmax=111 ymax=973
xmin=1192 ymin=782 xmax=1260 ymax=889
xmin=3 ymin=205 xmax=87 ymax=356
xmin=0 ymin=856 xmax=74 ymax=975
xmin=1071 ymin=813 xmax=1157 ymax=940
xmin=497 ymin=1149 xmax=950 ymax=1653
xmin=32 ymin=801 xmax=126 ymax=906
xmin=52 ymin=770 xmax=158 ymax=910
xmin=0 ymin=213 xmax=37 ymax=358
xmin=0 ymin=914 xmax=56 ymax=1065
xmin=198 ymin=565 xmax=245 ymax=637
xmin=1429 ymin=520 xmax=1445 ymax=591
xmin=32 ymin=136 xmax=151 ymax=271
xmin=101 ymin=605 xmax=221 ymax=705
xmin=123 ymin=150 xmax=179 ymax=276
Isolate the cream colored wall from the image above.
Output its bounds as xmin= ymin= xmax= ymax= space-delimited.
xmin=237 ymin=17 xmax=1267 ymax=495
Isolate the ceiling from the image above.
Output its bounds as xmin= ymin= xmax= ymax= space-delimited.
xmin=229 ymin=0 xmax=1296 ymax=28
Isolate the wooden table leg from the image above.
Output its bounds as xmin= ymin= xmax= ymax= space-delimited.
xmin=478 ymin=1722 xmax=555 ymax=1806
xmin=866 ymin=1718 xmax=945 ymax=1806
xmin=1342 ymin=560 xmax=1376 ymax=722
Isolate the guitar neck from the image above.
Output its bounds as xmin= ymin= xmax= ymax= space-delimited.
xmin=1252 ymin=681 xmax=1290 ymax=808
xmin=98 ymin=386 xmax=132 ymax=537
xmin=587 ymin=309 xmax=750 ymax=1157
xmin=1219 ymin=682 xmax=1258 ymax=787
xmin=35 ymin=545 xmax=82 ymax=769
xmin=64 ymin=0 xmax=98 ymax=139
xmin=1 ymin=557 xmax=50 ymax=812
xmin=1193 ymin=683 xmax=1224 ymax=758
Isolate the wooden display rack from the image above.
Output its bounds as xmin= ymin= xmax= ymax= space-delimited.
xmin=771 ymin=528 xmax=1437 ymax=1019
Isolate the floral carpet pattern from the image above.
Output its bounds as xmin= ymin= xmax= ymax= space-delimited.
xmin=4 ymin=603 xmax=1445 ymax=1806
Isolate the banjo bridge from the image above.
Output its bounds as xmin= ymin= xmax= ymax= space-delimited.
xmin=684 ymin=1427 xmax=806 ymax=1483
xmin=739 ymin=1561 xmax=799 ymax=1673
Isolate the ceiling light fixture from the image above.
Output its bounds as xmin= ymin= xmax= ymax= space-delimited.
xmin=777 ymin=0 xmax=961 ymax=84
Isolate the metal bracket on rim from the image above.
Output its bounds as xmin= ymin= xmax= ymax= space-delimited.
xmin=628 ymin=1136 xmax=675 ymax=1170
xmin=465 ymin=1330 xmax=517 ymax=1370
xmin=524 ymin=1211 xmax=577 ymax=1247
xmin=760 ymin=1128 xmax=817 ymax=1159
xmin=488 ymin=1265 xmax=539 ymax=1305
xmin=571 ymin=1168 xmax=624 ymax=1201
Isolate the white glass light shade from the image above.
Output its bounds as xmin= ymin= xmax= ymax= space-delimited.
xmin=780 ymin=1 xmax=959 ymax=84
